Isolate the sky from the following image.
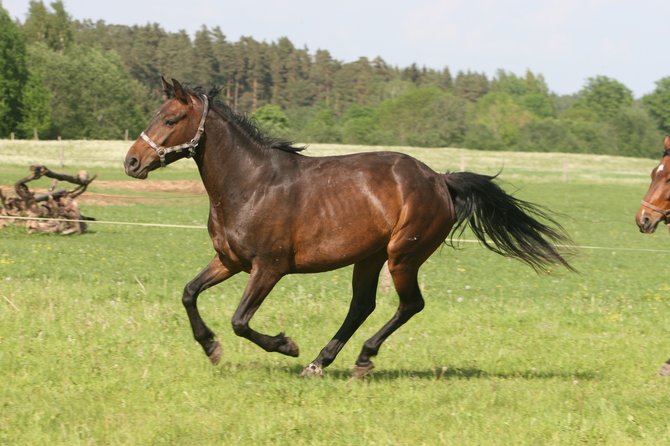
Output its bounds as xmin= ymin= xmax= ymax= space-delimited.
xmin=3 ymin=0 xmax=668 ymax=98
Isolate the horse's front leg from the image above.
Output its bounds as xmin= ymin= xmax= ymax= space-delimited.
xmin=183 ymin=255 xmax=239 ymax=364
xmin=231 ymin=266 xmax=299 ymax=357
xmin=301 ymin=255 xmax=386 ymax=377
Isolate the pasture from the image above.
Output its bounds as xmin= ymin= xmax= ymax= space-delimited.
xmin=1 ymin=140 xmax=669 ymax=445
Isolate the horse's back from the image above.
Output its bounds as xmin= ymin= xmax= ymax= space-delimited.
xmin=289 ymin=151 xmax=456 ymax=271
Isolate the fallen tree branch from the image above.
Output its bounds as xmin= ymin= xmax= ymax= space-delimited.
xmin=1 ymin=165 xmax=97 ymax=235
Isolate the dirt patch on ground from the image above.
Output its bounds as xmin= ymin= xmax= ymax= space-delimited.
xmin=0 ymin=180 xmax=206 ymax=206
xmin=93 ymin=180 xmax=206 ymax=194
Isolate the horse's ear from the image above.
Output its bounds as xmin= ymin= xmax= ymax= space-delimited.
xmin=664 ymin=135 xmax=670 ymax=150
xmin=161 ymin=76 xmax=174 ymax=99
xmin=171 ymin=78 xmax=190 ymax=105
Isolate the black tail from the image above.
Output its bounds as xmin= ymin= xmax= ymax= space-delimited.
xmin=444 ymin=172 xmax=574 ymax=271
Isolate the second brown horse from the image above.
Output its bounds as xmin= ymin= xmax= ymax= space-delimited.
xmin=124 ymin=78 xmax=572 ymax=377
xmin=636 ymin=135 xmax=670 ymax=376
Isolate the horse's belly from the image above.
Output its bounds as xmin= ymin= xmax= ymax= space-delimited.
xmin=291 ymin=215 xmax=391 ymax=272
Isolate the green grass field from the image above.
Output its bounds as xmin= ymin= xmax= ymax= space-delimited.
xmin=1 ymin=140 xmax=669 ymax=445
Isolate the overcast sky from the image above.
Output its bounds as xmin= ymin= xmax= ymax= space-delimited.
xmin=3 ymin=0 xmax=668 ymax=98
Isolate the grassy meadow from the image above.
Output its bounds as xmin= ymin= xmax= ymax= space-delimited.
xmin=1 ymin=140 xmax=670 ymax=445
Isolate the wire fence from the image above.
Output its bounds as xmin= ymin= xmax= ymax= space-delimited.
xmin=2 ymin=214 xmax=669 ymax=254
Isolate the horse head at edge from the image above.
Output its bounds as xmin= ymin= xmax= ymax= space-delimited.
xmin=637 ymin=135 xmax=670 ymax=234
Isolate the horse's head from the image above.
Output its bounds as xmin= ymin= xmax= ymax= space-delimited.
xmin=124 ymin=77 xmax=208 ymax=179
xmin=636 ymin=135 xmax=670 ymax=233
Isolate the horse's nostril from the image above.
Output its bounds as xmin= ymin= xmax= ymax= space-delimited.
xmin=125 ymin=155 xmax=143 ymax=177
xmin=126 ymin=155 xmax=140 ymax=173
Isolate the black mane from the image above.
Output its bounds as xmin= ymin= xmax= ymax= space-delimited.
xmin=188 ymin=85 xmax=305 ymax=154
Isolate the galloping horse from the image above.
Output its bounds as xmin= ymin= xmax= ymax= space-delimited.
xmin=636 ymin=135 xmax=670 ymax=376
xmin=124 ymin=78 xmax=572 ymax=377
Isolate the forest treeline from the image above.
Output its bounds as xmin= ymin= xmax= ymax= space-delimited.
xmin=2 ymin=1 xmax=670 ymax=158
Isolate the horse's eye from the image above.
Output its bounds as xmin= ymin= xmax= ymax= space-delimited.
xmin=165 ymin=119 xmax=176 ymax=127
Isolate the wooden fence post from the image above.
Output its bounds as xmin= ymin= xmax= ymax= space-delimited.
xmin=59 ymin=141 xmax=64 ymax=168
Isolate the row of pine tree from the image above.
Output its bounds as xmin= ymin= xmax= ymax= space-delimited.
xmin=2 ymin=1 xmax=670 ymax=157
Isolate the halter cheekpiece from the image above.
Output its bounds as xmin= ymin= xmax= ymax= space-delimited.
xmin=140 ymin=95 xmax=209 ymax=167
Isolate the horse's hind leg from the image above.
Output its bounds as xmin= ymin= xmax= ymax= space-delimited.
xmin=183 ymin=255 xmax=238 ymax=365
xmin=301 ymin=253 xmax=387 ymax=377
xmin=352 ymin=260 xmax=425 ymax=378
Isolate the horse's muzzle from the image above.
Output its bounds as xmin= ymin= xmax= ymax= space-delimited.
xmin=636 ymin=210 xmax=663 ymax=234
xmin=124 ymin=154 xmax=148 ymax=179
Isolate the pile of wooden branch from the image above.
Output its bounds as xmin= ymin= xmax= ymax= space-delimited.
xmin=0 ymin=165 xmax=96 ymax=235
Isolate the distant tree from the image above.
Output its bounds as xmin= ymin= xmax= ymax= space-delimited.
xmin=302 ymin=107 xmax=341 ymax=142
xmin=517 ymin=119 xmax=580 ymax=152
xmin=562 ymin=119 xmax=610 ymax=154
xmin=438 ymin=67 xmax=453 ymax=90
xmin=23 ymin=0 xmax=73 ymax=52
xmin=0 ymin=5 xmax=28 ymax=137
xmin=376 ymin=86 xmax=467 ymax=147
xmin=269 ymin=37 xmax=298 ymax=108
xmin=465 ymin=92 xmax=533 ymax=149
xmin=341 ymin=106 xmax=380 ymax=145
xmin=252 ymin=104 xmax=289 ymax=136
xmin=642 ymin=77 xmax=670 ymax=134
xmin=573 ymin=76 xmax=633 ymax=119
xmin=18 ymin=72 xmax=52 ymax=138
xmin=157 ymin=30 xmax=195 ymax=85
xmin=210 ymin=26 xmax=236 ymax=101
xmin=491 ymin=69 xmax=555 ymax=118
xmin=453 ymin=70 xmax=489 ymax=101
xmin=74 ymin=21 xmax=168 ymax=101
xmin=402 ymin=63 xmax=422 ymax=85
xmin=234 ymin=36 xmax=272 ymax=112
xmin=609 ymin=107 xmax=663 ymax=157
xmin=311 ymin=49 xmax=339 ymax=105
xmin=332 ymin=58 xmax=381 ymax=112
xmin=27 ymin=43 xmax=144 ymax=139
xmin=371 ymin=57 xmax=393 ymax=82
xmin=192 ymin=26 xmax=219 ymax=88
xmin=520 ymin=93 xmax=556 ymax=118
xmin=491 ymin=69 xmax=527 ymax=96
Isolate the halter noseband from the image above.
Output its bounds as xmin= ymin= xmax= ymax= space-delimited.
xmin=641 ymin=200 xmax=670 ymax=217
xmin=140 ymin=95 xmax=209 ymax=167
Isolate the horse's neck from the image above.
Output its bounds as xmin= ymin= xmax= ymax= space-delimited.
xmin=196 ymin=120 xmax=277 ymax=207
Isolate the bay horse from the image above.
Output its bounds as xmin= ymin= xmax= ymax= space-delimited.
xmin=635 ymin=135 xmax=670 ymax=376
xmin=124 ymin=77 xmax=572 ymax=377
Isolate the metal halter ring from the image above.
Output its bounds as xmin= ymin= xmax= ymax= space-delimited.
xmin=140 ymin=94 xmax=209 ymax=167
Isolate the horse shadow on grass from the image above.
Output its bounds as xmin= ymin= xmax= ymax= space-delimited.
xmin=268 ymin=364 xmax=599 ymax=382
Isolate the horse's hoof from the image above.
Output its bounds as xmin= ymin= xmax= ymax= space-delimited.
xmin=277 ymin=336 xmax=300 ymax=357
xmin=208 ymin=342 xmax=223 ymax=365
xmin=351 ymin=361 xmax=375 ymax=379
xmin=659 ymin=362 xmax=670 ymax=376
xmin=300 ymin=363 xmax=323 ymax=377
